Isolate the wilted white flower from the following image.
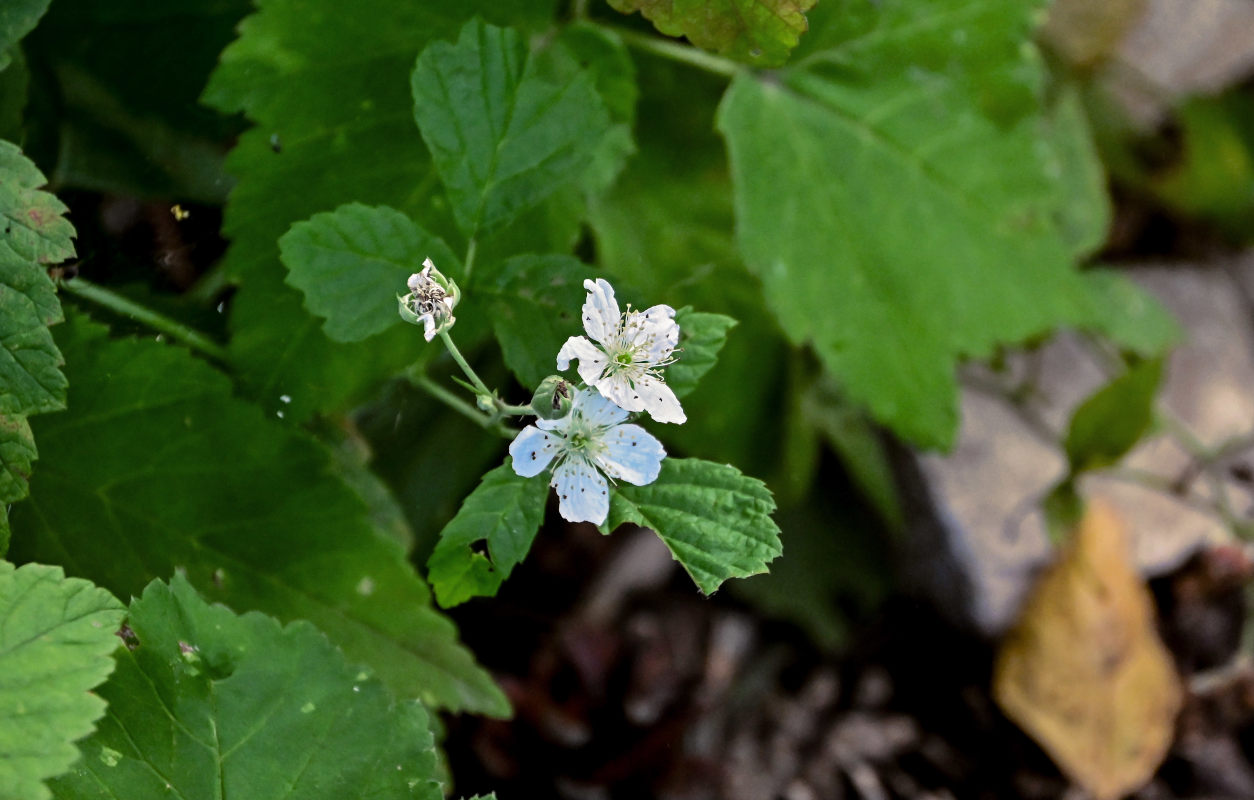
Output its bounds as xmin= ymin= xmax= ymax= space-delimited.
xmin=399 ymin=257 xmax=456 ymax=341
xmin=556 ymin=278 xmax=685 ymax=424
xmin=509 ymin=387 xmax=665 ymax=524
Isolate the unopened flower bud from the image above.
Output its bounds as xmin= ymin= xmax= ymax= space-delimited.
xmin=530 ymin=375 xmax=574 ymax=420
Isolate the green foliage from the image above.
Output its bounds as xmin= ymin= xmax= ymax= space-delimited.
xmin=667 ymin=308 xmax=736 ymax=399
xmin=411 ymin=18 xmax=611 ymax=239
xmin=607 ymin=0 xmax=817 ymax=66
xmin=427 ymin=460 xmax=549 ymax=607
xmin=0 ymin=561 xmax=124 ymax=800
xmin=0 ymin=0 xmax=50 ymax=70
xmin=48 ymin=575 xmax=442 ymax=800
xmin=482 ymin=253 xmax=588 ymax=388
xmin=717 ymin=0 xmax=1105 ymax=449
xmin=281 ymin=203 xmax=460 ymax=343
xmin=1080 ymin=271 xmax=1181 ymax=357
xmin=0 ymin=141 xmax=69 ymax=539
xmin=8 ymin=313 xmax=507 ymax=717
xmin=607 ymin=458 xmax=782 ymax=594
xmin=201 ymin=1 xmax=548 ymax=421
xmin=1064 ymin=358 xmax=1164 ymax=473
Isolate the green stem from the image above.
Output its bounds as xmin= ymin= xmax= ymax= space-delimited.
xmin=438 ymin=330 xmax=492 ymax=397
xmin=607 ymin=25 xmax=741 ymax=78
xmin=410 ymin=373 xmax=512 ymax=438
xmin=59 ymin=277 xmax=231 ymax=363
xmin=497 ymin=402 xmax=535 ymax=417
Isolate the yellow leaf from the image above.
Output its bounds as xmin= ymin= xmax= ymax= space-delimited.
xmin=993 ymin=500 xmax=1182 ymax=800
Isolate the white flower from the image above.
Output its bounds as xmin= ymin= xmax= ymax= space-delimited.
xmin=556 ymin=278 xmax=685 ymax=424
xmin=400 ymin=258 xmax=456 ymax=341
xmin=509 ymin=387 xmax=665 ymax=524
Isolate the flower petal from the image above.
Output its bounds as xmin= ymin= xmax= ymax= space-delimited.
xmin=637 ymin=304 xmax=680 ymax=364
xmin=552 ymin=457 xmax=609 ymax=524
xmin=592 ymin=372 xmax=646 ymax=414
xmin=573 ymin=387 xmax=630 ymax=428
xmin=421 ymin=313 xmax=439 ymax=341
xmin=635 ymin=373 xmax=686 ymax=424
xmin=556 ymin=335 xmax=608 ymax=386
xmin=596 ymin=423 xmax=665 ymax=485
xmin=508 ymin=425 xmax=561 ymax=477
xmin=581 ymin=278 xmax=621 ymax=346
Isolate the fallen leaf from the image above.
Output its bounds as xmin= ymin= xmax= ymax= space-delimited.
xmin=993 ymin=500 xmax=1182 ymax=800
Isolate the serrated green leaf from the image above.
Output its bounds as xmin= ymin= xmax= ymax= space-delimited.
xmin=0 ymin=141 xmax=74 ymax=265
xmin=0 ymin=413 xmax=34 ymax=506
xmin=668 ymin=308 xmax=736 ymax=399
xmin=9 ymin=313 xmax=508 ymax=717
xmin=483 ymin=253 xmax=588 ymax=388
xmin=717 ymin=1 xmax=1099 ymax=449
xmin=201 ymin=1 xmax=545 ymax=421
xmin=608 ymin=458 xmax=781 ymax=594
xmin=411 ymin=18 xmax=611 ymax=238
xmin=0 ymin=244 xmax=65 ymax=417
xmin=427 ymin=460 xmax=549 ymax=607
xmin=0 ymin=0 xmax=50 ymax=71
xmin=0 ymin=561 xmax=124 ymax=800
xmin=281 ymin=203 xmax=460 ymax=343
xmin=608 ymin=0 xmax=816 ymax=67
xmin=1064 ymin=358 xmax=1164 ymax=473
xmin=49 ymin=575 xmax=441 ymax=800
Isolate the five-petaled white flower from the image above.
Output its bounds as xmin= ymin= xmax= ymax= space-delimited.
xmin=401 ymin=258 xmax=456 ymax=341
xmin=509 ymin=387 xmax=665 ymax=524
xmin=556 ymin=279 xmax=685 ymax=424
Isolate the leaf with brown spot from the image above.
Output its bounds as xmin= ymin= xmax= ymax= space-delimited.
xmin=994 ymin=500 xmax=1182 ymax=800
xmin=607 ymin=0 xmax=815 ymax=66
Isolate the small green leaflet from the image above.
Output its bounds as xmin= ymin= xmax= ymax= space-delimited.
xmin=607 ymin=0 xmax=816 ymax=67
xmin=0 ymin=0 xmax=52 ymax=71
xmin=0 ymin=414 xmax=34 ymax=551
xmin=608 ymin=458 xmax=781 ymax=594
xmin=48 ymin=575 xmax=442 ymax=800
xmin=668 ymin=308 xmax=736 ymax=399
xmin=0 ymin=141 xmax=74 ymax=265
xmin=1064 ymin=358 xmax=1164 ymax=473
xmin=0 ymin=244 xmax=65 ymax=417
xmin=427 ymin=460 xmax=549 ymax=607
xmin=9 ymin=313 xmax=507 ymax=717
xmin=0 ymin=561 xmax=124 ymax=800
xmin=411 ymin=18 xmax=611 ymax=239
xmin=281 ymin=203 xmax=460 ymax=343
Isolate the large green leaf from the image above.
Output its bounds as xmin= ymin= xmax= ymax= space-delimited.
xmin=8 ymin=313 xmax=508 ymax=716
xmin=717 ymin=0 xmax=1101 ymax=448
xmin=0 ymin=141 xmax=74 ymax=265
xmin=49 ymin=575 xmax=442 ymax=800
xmin=411 ymin=18 xmax=611 ymax=239
xmin=0 ymin=243 xmax=64 ymax=418
xmin=427 ymin=460 xmax=549 ymax=607
xmin=607 ymin=458 xmax=781 ymax=594
xmin=607 ymin=0 xmax=816 ymax=67
xmin=0 ymin=561 xmax=124 ymax=800
xmin=200 ymin=1 xmax=553 ymax=421
xmin=281 ymin=203 xmax=460 ymax=343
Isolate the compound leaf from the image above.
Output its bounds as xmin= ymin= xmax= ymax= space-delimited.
xmin=427 ymin=461 xmax=549 ymax=607
xmin=49 ymin=575 xmax=442 ymax=800
xmin=608 ymin=458 xmax=781 ymax=594
xmin=8 ymin=313 xmax=508 ymax=717
xmin=0 ymin=561 xmax=124 ymax=800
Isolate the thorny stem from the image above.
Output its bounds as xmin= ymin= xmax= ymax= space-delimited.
xmin=606 ymin=25 xmax=741 ymax=78
xmin=59 ymin=277 xmax=231 ymax=363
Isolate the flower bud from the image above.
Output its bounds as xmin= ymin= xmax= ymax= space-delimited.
xmin=399 ymin=258 xmax=459 ymax=340
xmin=530 ymin=375 xmax=573 ymax=420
